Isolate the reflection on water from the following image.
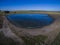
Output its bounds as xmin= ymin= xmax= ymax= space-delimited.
xmin=6 ymin=14 xmax=54 ymax=28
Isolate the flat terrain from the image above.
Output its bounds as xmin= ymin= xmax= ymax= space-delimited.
xmin=3 ymin=14 xmax=60 ymax=45
xmin=0 ymin=10 xmax=60 ymax=16
xmin=0 ymin=10 xmax=60 ymax=45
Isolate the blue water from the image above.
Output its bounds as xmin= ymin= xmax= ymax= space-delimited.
xmin=6 ymin=14 xmax=54 ymax=28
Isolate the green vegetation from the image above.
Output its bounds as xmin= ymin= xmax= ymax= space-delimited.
xmin=0 ymin=19 xmax=3 ymax=24
xmin=0 ymin=17 xmax=3 ymax=28
xmin=21 ymin=35 xmax=47 ymax=45
xmin=10 ymin=11 xmax=60 ymax=15
xmin=0 ymin=31 xmax=20 ymax=45
xmin=0 ymin=10 xmax=60 ymax=15
xmin=51 ymin=32 xmax=60 ymax=45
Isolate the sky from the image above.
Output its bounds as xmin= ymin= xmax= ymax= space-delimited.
xmin=0 ymin=0 xmax=60 ymax=11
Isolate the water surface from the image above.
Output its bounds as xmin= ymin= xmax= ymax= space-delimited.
xmin=6 ymin=14 xmax=54 ymax=28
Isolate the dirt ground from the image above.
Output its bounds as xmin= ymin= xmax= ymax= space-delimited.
xmin=0 ymin=15 xmax=60 ymax=45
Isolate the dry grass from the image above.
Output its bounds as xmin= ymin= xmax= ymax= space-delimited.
xmin=0 ymin=10 xmax=60 ymax=15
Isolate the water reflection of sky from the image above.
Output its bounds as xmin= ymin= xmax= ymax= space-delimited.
xmin=0 ymin=0 xmax=60 ymax=11
xmin=7 ymin=14 xmax=54 ymax=28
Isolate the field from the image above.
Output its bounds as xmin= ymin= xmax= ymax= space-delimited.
xmin=0 ymin=10 xmax=60 ymax=45
xmin=51 ymin=32 xmax=60 ymax=45
xmin=0 ymin=10 xmax=60 ymax=16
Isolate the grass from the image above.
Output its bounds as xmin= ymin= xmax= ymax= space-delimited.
xmin=51 ymin=32 xmax=60 ymax=45
xmin=20 ymin=35 xmax=47 ymax=45
xmin=9 ymin=11 xmax=60 ymax=15
xmin=0 ymin=20 xmax=3 ymax=24
xmin=0 ymin=17 xmax=3 ymax=28
xmin=9 ymin=26 xmax=48 ymax=45
xmin=0 ymin=10 xmax=60 ymax=15
xmin=0 ymin=31 xmax=20 ymax=45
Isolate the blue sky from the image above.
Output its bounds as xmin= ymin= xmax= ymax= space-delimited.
xmin=0 ymin=0 xmax=60 ymax=11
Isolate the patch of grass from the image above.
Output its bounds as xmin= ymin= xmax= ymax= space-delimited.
xmin=21 ymin=35 xmax=47 ymax=45
xmin=0 ymin=17 xmax=3 ymax=28
xmin=51 ymin=32 xmax=60 ymax=45
xmin=0 ymin=31 xmax=20 ymax=45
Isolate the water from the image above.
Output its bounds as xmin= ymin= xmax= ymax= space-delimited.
xmin=6 ymin=14 xmax=54 ymax=28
